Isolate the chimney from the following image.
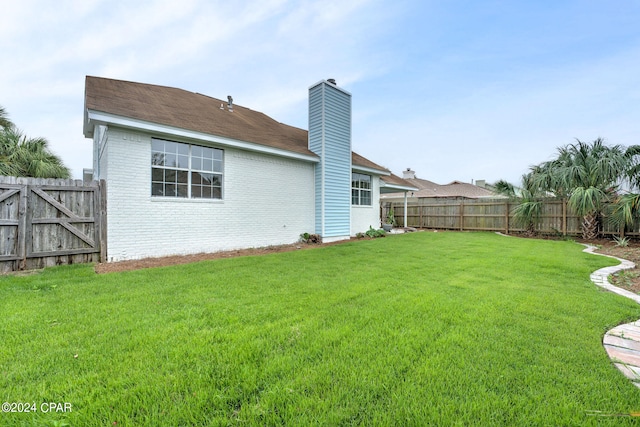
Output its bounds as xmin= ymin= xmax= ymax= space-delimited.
xmin=308 ymin=79 xmax=352 ymax=241
xmin=83 ymin=168 xmax=94 ymax=184
xmin=475 ymin=180 xmax=486 ymax=188
xmin=227 ymin=96 xmax=233 ymax=112
xmin=403 ymin=168 xmax=416 ymax=179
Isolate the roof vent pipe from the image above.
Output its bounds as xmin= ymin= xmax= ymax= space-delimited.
xmin=227 ymin=96 xmax=233 ymax=112
xmin=327 ymin=78 xmax=336 ymax=85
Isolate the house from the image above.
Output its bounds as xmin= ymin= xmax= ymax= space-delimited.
xmin=380 ymin=168 xmax=500 ymax=204
xmin=83 ymin=77 xmax=415 ymax=261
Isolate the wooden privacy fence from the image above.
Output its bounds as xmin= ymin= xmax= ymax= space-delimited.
xmin=382 ymin=198 xmax=635 ymax=237
xmin=0 ymin=176 xmax=106 ymax=273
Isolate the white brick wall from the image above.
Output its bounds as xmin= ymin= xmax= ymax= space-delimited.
xmin=351 ymin=176 xmax=382 ymax=235
xmin=101 ymin=128 xmax=315 ymax=261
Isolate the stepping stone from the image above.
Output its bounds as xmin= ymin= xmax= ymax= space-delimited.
xmin=613 ymin=363 xmax=640 ymax=382
xmin=603 ymin=334 xmax=640 ymax=352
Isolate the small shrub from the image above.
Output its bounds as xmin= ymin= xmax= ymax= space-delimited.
xmin=386 ymin=207 xmax=395 ymax=226
xmin=300 ymin=232 xmax=321 ymax=244
xmin=613 ymin=235 xmax=630 ymax=247
xmin=365 ymin=226 xmax=386 ymax=238
xmin=611 ymin=269 xmax=640 ymax=289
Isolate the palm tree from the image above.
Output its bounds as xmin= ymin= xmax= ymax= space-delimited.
xmin=528 ymin=138 xmax=638 ymax=240
xmin=608 ymin=146 xmax=640 ymax=234
xmin=0 ymin=105 xmax=13 ymax=130
xmin=491 ymin=179 xmax=517 ymax=198
xmin=492 ymin=174 xmax=543 ymax=236
xmin=610 ymin=193 xmax=640 ymax=233
xmin=0 ymin=126 xmax=70 ymax=178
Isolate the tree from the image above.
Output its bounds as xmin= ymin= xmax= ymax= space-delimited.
xmin=492 ymin=174 xmax=544 ymax=236
xmin=609 ymin=193 xmax=640 ymax=234
xmin=0 ymin=125 xmax=70 ymax=179
xmin=608 ymin=146 xmax=640 ymax=234
xmin=528 ymin=138 xmax=639 ymax=240
xmin=0 ymin=105 xmax=13 ymax=130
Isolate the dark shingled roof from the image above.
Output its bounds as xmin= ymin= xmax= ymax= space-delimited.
xmin=84 ymin=76 xmax=313 ymax=156
xmin=84 ymin=76 xmax=413 ymax=185
xmin=351 ymin=151 xmax=387 ymax=173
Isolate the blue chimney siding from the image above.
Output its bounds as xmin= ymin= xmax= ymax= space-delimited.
xmin=308 ymin=80 xmax=352 ymax=239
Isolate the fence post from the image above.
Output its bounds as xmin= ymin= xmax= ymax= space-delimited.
xmin=505 ymin=200 xmax=509 ymax=234
xmin=459 ymin=201 xmax=464 ymax=231
xmin=562 ymin=199 xmax=567 ymax=236
xmin=18 ymin=182 xmax=28 ymax=270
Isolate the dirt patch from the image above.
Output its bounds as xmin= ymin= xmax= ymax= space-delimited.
xmin=586 ymin=239 xmax=640 ymax=294
xmin=94 ymin=239 xmax=358 ymax=274
xmin=94 ymin=229 xmax=422 ymax=274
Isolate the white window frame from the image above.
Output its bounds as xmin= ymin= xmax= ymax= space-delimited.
xmin=151 ymin=138 xmax=223 ymax=199
xmin=352 ymin=172 xmax=372 ymax=206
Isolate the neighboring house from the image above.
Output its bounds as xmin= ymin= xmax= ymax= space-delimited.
xmin=381 ymin=168 xmax=500 ymax=204
xmin=83 ymin=77 xmax=415 ymax=261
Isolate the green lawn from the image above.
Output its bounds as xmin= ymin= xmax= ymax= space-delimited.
xmin=2 ymin=232 xmax=640 ymax=426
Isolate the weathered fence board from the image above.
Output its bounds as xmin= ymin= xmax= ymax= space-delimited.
xmin=383 ymin=198 xmax=635 ymax=237
xmin=0 ymin=176 xmax=106 ymax=273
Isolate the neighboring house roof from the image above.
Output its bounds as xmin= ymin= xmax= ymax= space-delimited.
xmin=380 ymin=173 xmax=419 ymax=193
xmin=84 ymin=76 xmax=407 ymax=181
xmin=381 ymin=176 xmax=498 ymax=199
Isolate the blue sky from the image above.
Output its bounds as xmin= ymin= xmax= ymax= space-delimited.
xmin=1 ymin=0 xmax=639 ymax=185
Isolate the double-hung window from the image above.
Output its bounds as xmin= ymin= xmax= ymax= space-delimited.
xmin=151 ymin=138 xmax=223 ymax=199
xmin=352 ymin=173 xmax=372 ymax=205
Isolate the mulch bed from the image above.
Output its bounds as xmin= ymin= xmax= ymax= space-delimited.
xmin=94 ymin=239 xmax=361 ymax=274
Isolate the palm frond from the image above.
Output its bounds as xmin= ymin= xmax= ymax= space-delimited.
xmin=0 ymin=126 xmax=70 ymax=178
xmin=568 ymin=186 xmax=607 ymax=216
xmin=0 ymin=105 xmax=13 ymax=130
xmin=491 ymin=179 xmax=517 ymax=198
xmin=610 ymin=193 xmax=640 ymax=230
xmin=512 ymin=199 xmax=543 ymax=230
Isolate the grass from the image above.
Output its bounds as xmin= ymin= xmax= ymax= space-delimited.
xmin=2 ymin=232 xmax=640 ymax=426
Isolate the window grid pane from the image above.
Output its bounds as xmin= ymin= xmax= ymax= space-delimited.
xmin=352 ymin=173 xmax=372 ymax=206
xmin=151 ymin=139 xmax=223 ymax=199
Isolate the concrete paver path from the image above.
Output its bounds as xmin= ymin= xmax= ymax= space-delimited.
xmin=584 ymin=245 xmax=640 ymax=388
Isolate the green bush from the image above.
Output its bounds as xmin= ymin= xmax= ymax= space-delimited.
xmin=365 ymin=226 xmax=386 ymax=238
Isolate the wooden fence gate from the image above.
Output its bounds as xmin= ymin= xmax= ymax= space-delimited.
xmin=0 ymin=176 xmax=106 ymax=273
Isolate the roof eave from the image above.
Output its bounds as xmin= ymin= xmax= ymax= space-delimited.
xmin=85 ymin=109 xmax=320 ymax=163
xmin=380 ymin=182 xmax=419 ymax=193
xmin=352 ymin=164 xmax=390 ymax=176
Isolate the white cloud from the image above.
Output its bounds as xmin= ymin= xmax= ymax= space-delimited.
xmin=353 ymin=41 xmax=640 ymax=185
xmin=1 ymin=0 xmax=638 ymax=184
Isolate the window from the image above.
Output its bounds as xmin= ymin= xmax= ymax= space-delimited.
xmin=352 ymin=173 xmax=371 ymax=205
xmin=151 ymin=138 xmax=223 ymax=199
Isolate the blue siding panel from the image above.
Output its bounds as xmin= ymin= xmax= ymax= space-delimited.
xmin=308 ymin=81 xmax=351 ymax=238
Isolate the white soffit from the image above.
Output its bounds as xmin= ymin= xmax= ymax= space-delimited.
xmin=86 ymin=110 xmax=320 ymax=163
